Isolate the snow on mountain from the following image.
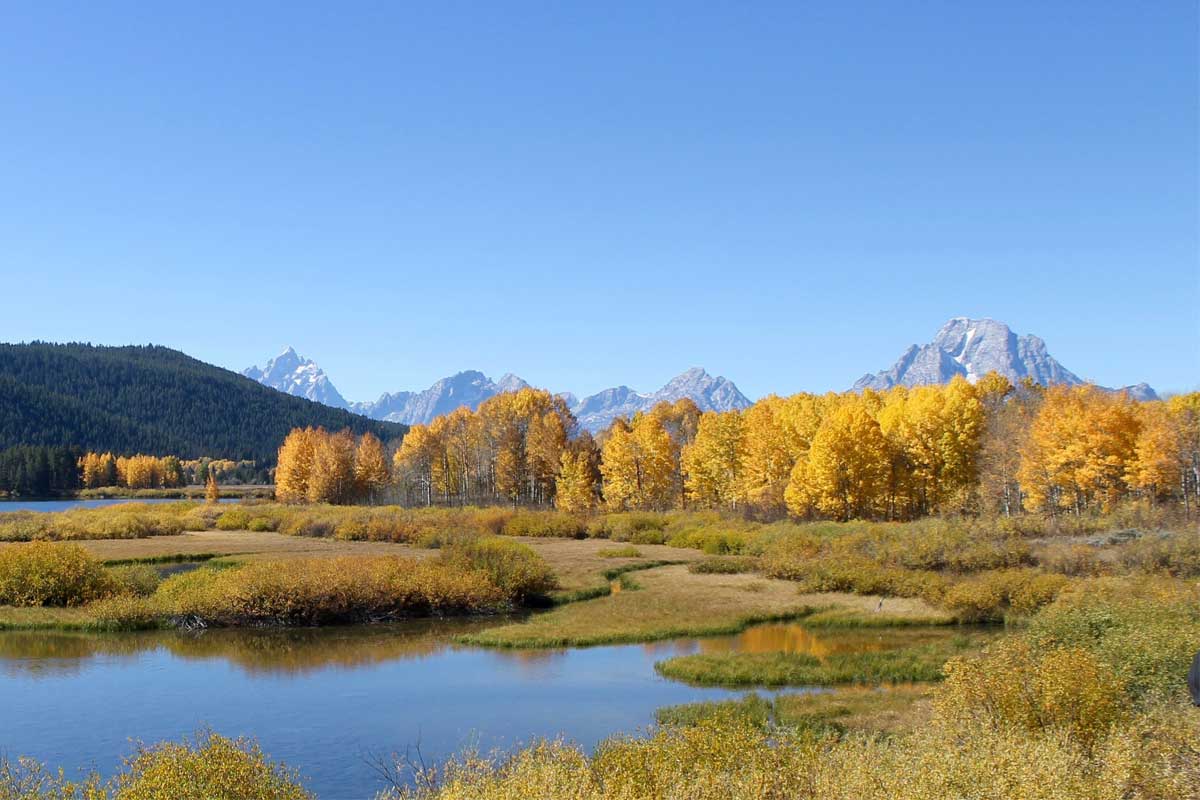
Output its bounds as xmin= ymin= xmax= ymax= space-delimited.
xmin=243 ymin=350 xmax=752 ymax=432
xmin=242 ymin=347 xmax=349 ymax=409
xmin=571 ymin=368 xmax=752 ymax=432
xmin=852 ymin=318 xmax=1157 ymax=399
xmin=350 ymin=370 xmax=521 ymax=425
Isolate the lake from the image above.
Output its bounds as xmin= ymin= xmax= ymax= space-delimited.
xmin=0 ymin=620 xmax=942 ymax=799
xmin=0 ymin=497 xmax=236 ymax=513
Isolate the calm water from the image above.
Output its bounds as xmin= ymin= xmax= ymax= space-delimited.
xmin=0 ymin=498 xmax=236 ymax=512
xmin=0 ymin=621 xmax=956 ymax=799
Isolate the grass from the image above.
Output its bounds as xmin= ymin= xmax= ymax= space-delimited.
xmin=653 ymin=635 xmax=982 ymax=687
xmin=101 ymin=552 xmax=223 ymax=566
xmin=597 ymin=545 xmax=642 ymax=558
xmin=458 ymin=564 xmax=947 ymax=648
xmin=655 ymin=685 xmax=934 ymax=736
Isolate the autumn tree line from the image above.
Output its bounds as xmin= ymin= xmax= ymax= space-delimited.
xmin=76 ymin=453 xmax=261 ymax=490
xmin=275 ymin=381 xmax=1200 ymax=521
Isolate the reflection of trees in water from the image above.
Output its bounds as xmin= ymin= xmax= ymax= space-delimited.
xmin=0 ymin=621 xmax=998 ymax=680
xmin=694 ymin=624 xmax=982 ymax=659
xmin=0 ymin=618 xmax=509 ymax=678
xmin=0 ymin=631 xmax=153 ymax=678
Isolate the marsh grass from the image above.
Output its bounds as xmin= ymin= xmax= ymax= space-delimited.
xmin=655 ymin=686 xmax=934 ymax=737
xmin=458 ymin=565 xmax=821 ymax=648
xmin=597 ymin=545 xmax=642 ymax=558
xmin=654 ymin=639 xmax=975 ymax=687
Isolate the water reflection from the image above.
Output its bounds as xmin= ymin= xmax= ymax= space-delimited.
xmin=0 ymin=620 xmax=973 ymax=680
xmin=0 ymin=621 xmax=993 ymax=798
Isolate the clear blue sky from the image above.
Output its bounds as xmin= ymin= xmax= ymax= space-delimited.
xmin=1 ymin=1 xmax=1196 ymax=401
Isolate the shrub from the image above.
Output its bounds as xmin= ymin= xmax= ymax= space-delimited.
xmin=939 ymin=639 xmax=1127 ymax=750
xmin=439 ymin=538 xmax=557 ymax=602
xmin=215 ymin=508 xmax=252 ymax=531
xmin=941 ymin=570 xmax=1070 ymax=622
xmin=87 ymin=594 xmax=161 ymax=631
xmin=591 ymin=512 xmax=670 ymax=543
xmin=502 ymin=511 xmax=587 ymax=539
xmin=155 ymin=556 xmax=511 ymax=626
xmin=1027 ymin=580 xmax=1200 ymax=703
xmin=598 ymin=546 xmax=642 ymax=558
xmin=247 ymin=516 xmax=275 ymax=532
xmin=112 ymin=731 xmax=312 ymax=800
xmin=0 ymin=542 xmax=116 ymax=606
xmin=1116 ymin=533 xmax=1200 ymax=577
xmin=688 ymin=557 xmax=760 ymax=575
xmin=107 ymin=564 xmax=161 ymax=597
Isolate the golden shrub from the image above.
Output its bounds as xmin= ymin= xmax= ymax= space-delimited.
xmin=0 ymin=541 xmax=116 ymax=606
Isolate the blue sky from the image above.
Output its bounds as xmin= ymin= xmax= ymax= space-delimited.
xmin=1 ymin=1 xmax=1196 ymax=401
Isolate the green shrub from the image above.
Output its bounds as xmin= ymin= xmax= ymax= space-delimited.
xmin=247 ymin=516 xmax=275 ymax=532
xmin=215 ymin=508 xmax=252 ymax=531
xmin=598 ymin=546 xmax=642 ymax=558
xmin=688 ymin=557 xmax=760 ymax=575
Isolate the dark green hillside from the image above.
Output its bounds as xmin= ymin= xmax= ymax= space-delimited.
xmin=0 ymin=342 xmax=405 ymax=463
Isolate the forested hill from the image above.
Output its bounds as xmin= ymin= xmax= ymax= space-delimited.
xmin=0 ymin=343 xmax=406 ymax=463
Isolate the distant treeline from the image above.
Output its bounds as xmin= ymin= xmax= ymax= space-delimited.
xmin=0 ymin=445 xmax=81 ymax=498
xmin=0 ymin=342 xmax=406 ymax=463
xmin=0 ymin=446 xmax=270 ymax=498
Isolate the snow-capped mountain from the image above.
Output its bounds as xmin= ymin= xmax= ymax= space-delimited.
xmin=242 ymin=347 xmax=349 ymax=409
xmin=852 ymin=318 xmax=1157 ymax=400
xmin=243 ymin=350 xmax=751 ymax=431
xmin=350 ymin=371 xmax=530 ymax=425
xmin=571 ymin=368 xmax=752 ymax=432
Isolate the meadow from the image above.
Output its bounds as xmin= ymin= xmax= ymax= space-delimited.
xmin=2 ymin=580 xmax=1196 ymax=798
xmin=0 ymin=502 xmax=1195 ymax=798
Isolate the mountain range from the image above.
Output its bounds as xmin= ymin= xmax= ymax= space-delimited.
xmin=243 ymin=352 xmax=753 ymax=431
xmin=852 ymin=317 xmax=1157 ymax=401
xmin=243 ymin=317 xmax=1157 ymax=431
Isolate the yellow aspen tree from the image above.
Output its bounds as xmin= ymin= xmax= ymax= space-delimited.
xmin=308 ymin=429 xmax=357 ymax=504
xmin=393 ymin=425 xmax=438 ymax=506
xmin=1019 ymin=386 xmax=1139 ymax=515
xmin=205 ymin=470 xmax=220 ymax=504
xmin=1168 ymin=393 xmax=1200 ymax=516
xmin=555 ymin=449 xmax=596 ymax=513
xmin=354 ymin=432 xmax=391 ymax=503
xmin=98 ymin=453 xmax=118 ymax=487
xmin=785 ymin=396 xmax=890 ymax=521
xmin=276 ymin=427 xmax=317 ymax=503
xmin=682 ymin=410 xmax=747 ymax=509
xmin=1127 ymin=401 xmax=1181 ymax=503
xmin=739 ymin=397 xmax=795 ymax=515
xmin=527 ymin=411 xmax=567 ymax=505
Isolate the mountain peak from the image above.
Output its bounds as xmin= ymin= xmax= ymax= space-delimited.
xmin=242 ymin=349 xmax=348 ymax=409
xmin=572 ymin=368 xmax=750 ymax=431
xmin=853 ymin=317 xmax=1150 ymax=397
